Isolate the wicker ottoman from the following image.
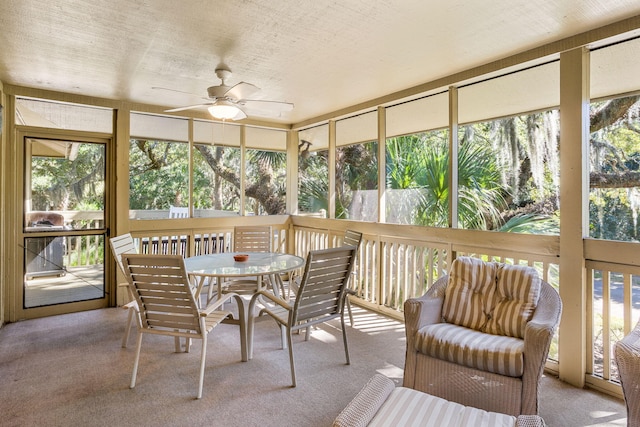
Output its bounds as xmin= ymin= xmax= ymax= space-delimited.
xmin=333 ymin=374 xmax=546 ymax=427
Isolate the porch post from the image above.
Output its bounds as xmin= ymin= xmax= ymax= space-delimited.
xmin=287 ymin=129 xmax=299 ymax=215
xmin=377 ymin=106 xmax=386 ymax=224
xmin=328 ymin=120 xmax=336 ymax=219
xmin=113 ymin=106 xmax=131 ymax=306
xmin=448 ymin=86 xmax=459 ymax=229
xmin=559 ymin=46 xmax=590 ymax=387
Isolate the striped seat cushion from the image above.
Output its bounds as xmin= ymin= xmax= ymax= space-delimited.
xmin=415 ymin=323 xmax=525 ymax=377
xmin=368 ymin=386 xmax=517 ymax=427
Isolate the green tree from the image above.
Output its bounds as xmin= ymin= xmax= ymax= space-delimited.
xmin=31 ymin=142 xmax=105 ymax=211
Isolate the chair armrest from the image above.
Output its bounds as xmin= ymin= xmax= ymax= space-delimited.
xmin=524 ymin=281 xmax=561 ymax=348
xmin=200 ymin=292 xmax=239 ymax=316
xmin=254 ymin=289 xmax=292 ymax=311
xmin=521 ymin=280 xmax=562 ymax=414
xmin=404 ymin=276 xmax=448 ymax=339
xmin=616 ymin=318 xmax=640 ymax=354
xmin=332 ymin=374 xmax=395 ymax=427
xmin=403 ymin=276 xmax=448 ymax=389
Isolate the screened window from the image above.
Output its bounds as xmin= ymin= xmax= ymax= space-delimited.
xmin=336 ymin=112 xmax=378 ymax=220
xmin=298 ymin=124 xmax=329 ymax=217
xmin=457 ymin=61 xmax=560 ymax=233
xmin=335 ymin=141 xmax=378 ymax=220
xmin=245 ymin=148 xmax=287 ymax=215
xmin=588 ymin=94 xmax=640 ymax=241
xmin=385 ymin=92 xmax=449 ymax=226
xmin=129 ymin=113 xmax=189 ymax=219
xmin=244 ymin=127 xmax=287 ymax=216
xmin=128 ymin=139 xmax=189 ymax=219
xmin=193 ymin=143 xmax=241 ymax=216
xmin=193 ymin=120 xmax=242 ymax=217
xmin=589 ymin=37 xmax=640 ymax=242
xmin=385 ymin=130 xmax=449 ymax=226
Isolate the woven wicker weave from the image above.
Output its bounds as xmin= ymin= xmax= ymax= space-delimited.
xmin=332 ymin=374 xmax=395 ymax=427
xmin=614 ymin=318 xmax=640 ymax=427
xmin=404 ymin=275 xmax=561 ymax=416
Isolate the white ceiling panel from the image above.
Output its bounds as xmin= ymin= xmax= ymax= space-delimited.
xmin=1 ymin=1 xmax=640 ymax=126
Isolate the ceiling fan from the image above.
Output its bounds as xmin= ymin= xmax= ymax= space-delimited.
xmin=155 ymin=67 xmax=293 ymax=121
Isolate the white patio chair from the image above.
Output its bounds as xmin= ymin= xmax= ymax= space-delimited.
xmin=122 ymin=253 xmax=240 ymax=399
xmin=108 ymin=232 xmax=139 ymax=348
xmin=218 ymin=226 xmax=283 ymax=297
xmin=342 ymin=229 xmax=363 ymax=325
xmin=169 ymin=205 xmax=189 ymax=218
xmin=248 ymin=245 xmax=357 ymax=387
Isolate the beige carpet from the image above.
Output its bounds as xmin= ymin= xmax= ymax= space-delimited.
xmin=0 ymin=306 xmax=628 ymax=426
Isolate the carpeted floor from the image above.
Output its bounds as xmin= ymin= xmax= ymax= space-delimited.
xmin=0 ymin=306 xmax=628 ymax=426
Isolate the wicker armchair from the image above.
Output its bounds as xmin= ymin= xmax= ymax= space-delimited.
xmin=614 ymin=318 xmax=640 ymax=426
xmin=403 ymin=260 xmax=562 ymax=416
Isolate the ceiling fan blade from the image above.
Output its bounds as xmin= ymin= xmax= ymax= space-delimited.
xmin=225 ymin=82 xmax=260 ymax=100
xmin=242 ymin=99 xmax=294 ymax=113
xmin=164 ymin=103 xmax=213 ymax=113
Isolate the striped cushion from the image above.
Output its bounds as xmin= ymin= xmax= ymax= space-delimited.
xmin=415 ymin=323 xmax=525 ymax=377
xmin=442 ymin=257 xmax=498 ymax=331
xmin=484 ymin=264 xmax=541 ymax=339
xmin=368 ymin=386 xmax=517 ymax=427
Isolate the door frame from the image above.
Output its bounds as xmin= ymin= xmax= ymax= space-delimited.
xmin=9 ymin=128 xmax=114 ymax=321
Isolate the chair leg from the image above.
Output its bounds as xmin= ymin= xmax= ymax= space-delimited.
xmin=346 ymin=296 xmax=354 ymax=326
xmin=197 ymin=336 xmax=207 ymax=399
xmin=248 ymin=295 xmax=260 ymax=360
xmin=122 ymin=307 xmax=135 ymax=348
xmin=341 ymin=315 xmax=350 ymax=365
xmin=281 ymin=324 xmax=288 ymax=348
xmin=287 ymin=328 xmax=296 ymax=387
xmin=130 ymin=332 xmax=144 ymax=389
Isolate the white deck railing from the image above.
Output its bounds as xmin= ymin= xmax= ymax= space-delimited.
xmin=118 ymin=214 xmax=640 ymax=397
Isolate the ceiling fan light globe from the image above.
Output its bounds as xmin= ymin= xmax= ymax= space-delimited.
xmin=208 ymin=103 xmax=242 ymax=120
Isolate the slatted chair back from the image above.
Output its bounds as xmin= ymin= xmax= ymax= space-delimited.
xmin=249 ymin=245 xmax=358 ymax=387
xmin=292 ymin=246 xmax=357 ymax=327
xmin=122 ymin=254 xmax=202 ymax=335
xmin=109 ymin=233 xmax=140 ymax=347
xmin=343 ymin=229 xmax=362 ymax=249
xmin=121 ymin=253 xmax=236 ymax=399
xmin=234 ymin=225 xmax=272 ymax=252
xmin=342 ymin=230 xmax=363 ymax=325
xmin=109 ymin=233 xmax=137 ymax=276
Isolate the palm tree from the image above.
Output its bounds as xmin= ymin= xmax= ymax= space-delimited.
xmin=385 ymin=130 xmax=507 ymax=230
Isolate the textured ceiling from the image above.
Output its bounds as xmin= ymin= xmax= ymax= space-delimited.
xmin=1 ymin=0 xmax=640 ymax=126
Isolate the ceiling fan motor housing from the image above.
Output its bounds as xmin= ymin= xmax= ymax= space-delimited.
xmin=207 ymin=85 xmax=231 ymax=99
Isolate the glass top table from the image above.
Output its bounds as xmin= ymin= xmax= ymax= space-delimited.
xmin=184 ymin=251 xmax=305 ymax=362
xmin=185 ymin=251 xmax=305 ymax=278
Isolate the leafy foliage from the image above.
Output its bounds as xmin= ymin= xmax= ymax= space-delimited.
xmin=31 ymin=142 xmax=105 ymax=211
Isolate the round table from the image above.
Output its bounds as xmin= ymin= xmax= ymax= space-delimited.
xmin=185 ymin=251 xmax=305 ymax=279
xmin=184 ymin=251 xmax=305 ymax=361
